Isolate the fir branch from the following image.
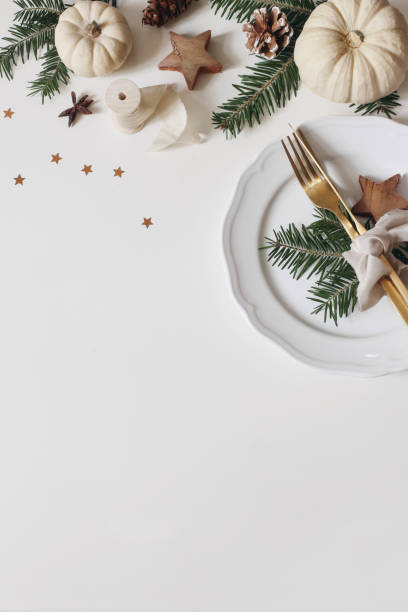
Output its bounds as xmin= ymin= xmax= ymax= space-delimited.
xmin=213 ymin=46 xmax=300 ymax=137
xmin=262 ymin=208 xmax=359 ymax=325
xmin=209 ymin=0 xmax=317 ymax=23
xmin=309 ymin=208 xmax=352 ymax=250
xmin=14 ymin=0 xmax=65 ymax=24
xmin=0 ymin=21 xmax=56 ymax=80
xmin=309 ymin=261 xmax=358 ymax=325
xmin=28 ymin=45 xmax=70 ymax=101
xmin=350 ymin=91 xmax=401 ymax=119
xmin=261 ymin=220 xmax=347 ymax=281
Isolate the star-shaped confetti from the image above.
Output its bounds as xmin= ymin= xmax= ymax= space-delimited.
xmin=114 ymin=167 xmax=125 ymax=178
xmin=352 ymin=174 xmax=408 ymax=222
xmin=4 ymin=108 xmax=14 ymax=119
xmin=159 ymin=30 xmax=223 ymax=90
xmin=142 ymin=218 xmax=153 ymax=229
xmin=82 ymin=164 xmax=93 ymax=176
xmin=51 ymin=153 xmax=62 ymax=164
xmin=14 ymin=174 xmax=25 ymax=186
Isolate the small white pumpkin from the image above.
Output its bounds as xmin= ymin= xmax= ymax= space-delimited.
xmin=294 ymin=0 xmax=408 ymax=104
xmin=55 ymin=0 xmax=133 ymax=77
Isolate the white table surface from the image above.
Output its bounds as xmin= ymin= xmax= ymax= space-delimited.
xmin=1 ymin=1 xmax=408 ymax=610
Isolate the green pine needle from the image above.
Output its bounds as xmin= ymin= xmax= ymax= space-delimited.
xmin=350 ymin=91 xmax=401 ymax=119
xmin=14 ymin=0 xmax=65 ymax=24
xmin=209 ymin=0 xmax=316 ymax=23
xmin=308 ymin=262 xmax=359 ymax=326
xmin=308 ymin=207 xmax=352 ymax=250
xmin=213 ymin=46 xmax=300 ymax=137
xmin=0 ymin=21 xmax=57 ymax=80
xmin=262 ymin=208 xmax=359 ymax=325
xmin=262 ymin=221 xmax=347 ymax=281
xmin=28 ymin=44 xmax=70 ymax=101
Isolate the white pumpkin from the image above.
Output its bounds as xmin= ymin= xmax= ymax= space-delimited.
xmin=55 ymin=0 xmax=133 ymax=77
xmin=294 ymin=0 xmax=408 ymax=104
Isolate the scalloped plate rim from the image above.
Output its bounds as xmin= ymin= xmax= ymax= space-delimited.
xmin=223 ymin=115 xmax=408 ymax=378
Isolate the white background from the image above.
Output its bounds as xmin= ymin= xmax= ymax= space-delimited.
xmin=1 ymin=1 xmax=408 ymax=610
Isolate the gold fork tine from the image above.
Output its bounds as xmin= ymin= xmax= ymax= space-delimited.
xmin=291 ymin=133 xmax=320 ymax=183
xmin=290 ymin=125 xmax=326 ymax=180
xmin=281 ymin=139 xmax=306 ymax=188
xmin=291 ymin=126 xmax=349 ymax=210
xmin=287 ymin=136 xmax=315 ymax=186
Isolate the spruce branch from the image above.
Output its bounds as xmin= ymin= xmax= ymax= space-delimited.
xmin=209 ymin=0 xmax=317 ymax=23
xmin=350 ymin=91 xmax=401 ymax=119
xmin=309 ymin=262 xmax=358 ymax=325
xmin=262 ymin=208 xmax=359 ymax=325
xmin=262 ymin=221 xmax=348 ymax=281
xmin=28 ymin=45 xmax=70 ymax=101
xmin=309 ymin=208 xmax=352 ymax=250
xmin=14 ymin=0 xmax=65 ymax=24
xmin=0 ymin=21 xmax=56 ymax=80
xmin=213 ymin=46 xmax=300 ymax=137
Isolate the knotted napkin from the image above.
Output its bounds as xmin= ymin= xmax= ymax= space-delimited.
xmin=343 ymin=209 xmax=408 ymax=311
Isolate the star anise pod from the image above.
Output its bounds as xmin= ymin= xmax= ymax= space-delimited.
xmin=58 ymin=91 xmax=93 ymax=128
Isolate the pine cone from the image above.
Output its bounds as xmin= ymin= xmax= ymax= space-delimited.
xmin=142 ymin=0 xmax=197 ymax=27
xmin=243 ymin=7 xmax=293 ymax=59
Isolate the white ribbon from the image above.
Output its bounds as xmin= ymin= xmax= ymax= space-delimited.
xmin=343 ymin=209 xmax=408 ymax=310
xmin=105 ymin=79 xmax=204 ymax=151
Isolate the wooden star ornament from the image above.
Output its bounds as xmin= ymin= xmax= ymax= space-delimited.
xmin=158 ymin=30 xmax=223 ymax=90
xmin=4 ymin=108 xmax=14 ymax=119
xmin=352 ymin=174 xmax=408 ymax=222
xmin=142 ymin=218 xmax=153 ymax=229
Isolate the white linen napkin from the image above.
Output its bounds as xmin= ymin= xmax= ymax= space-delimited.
xmin=343 ymin=209 xmax=408 ymax=311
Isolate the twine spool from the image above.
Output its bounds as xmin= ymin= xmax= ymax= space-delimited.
xmin=105 ymin=79 xmax=166 ymax=135
xmin=105 ymin=79 xmax=142 ymax=134
xmin=105 ymin=78 xmax=204 ymax=150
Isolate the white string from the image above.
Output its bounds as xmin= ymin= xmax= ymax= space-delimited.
xmin=105 ymin=79 xmax=205 ymax=151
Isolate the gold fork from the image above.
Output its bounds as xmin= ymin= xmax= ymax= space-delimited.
xmin=291 ymin=126 xmax=408 ymax=306
xmin=281 ymin=134 xmax=408 ymax=326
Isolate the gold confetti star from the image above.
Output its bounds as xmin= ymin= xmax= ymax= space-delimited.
xmin=113 ymin=167 xmax=125 ymax=178
xmin=51 ymin=153 xmax=62 ymax=164
xmin=142 ymin=218 xmax=153 ymax=229
xmin=14 ymin=174 xmax=25 ymax=186
xmin=4 ymin=108 xmax=14 ymax=119
xmin=82 ymin=164 xmax=93 ymax=176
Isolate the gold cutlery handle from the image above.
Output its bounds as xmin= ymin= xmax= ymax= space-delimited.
xmin=380 ymin=277 xmax=408 ymax=325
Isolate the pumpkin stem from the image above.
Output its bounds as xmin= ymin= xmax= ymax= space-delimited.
xmin=87 ymin=20 xmax=102 ymax=38
xmin=346 ymin=30 xmax=364 ymax=49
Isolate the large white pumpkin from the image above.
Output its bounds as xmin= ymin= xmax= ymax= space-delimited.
xmin=55 ymin=0 xmax=133 ymax=77
xmin=294 ymin=0 xmax=408 ymax=104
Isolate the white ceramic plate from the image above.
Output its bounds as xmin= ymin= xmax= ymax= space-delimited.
xmin=224 ymin=116 xmax=408 ymax=377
